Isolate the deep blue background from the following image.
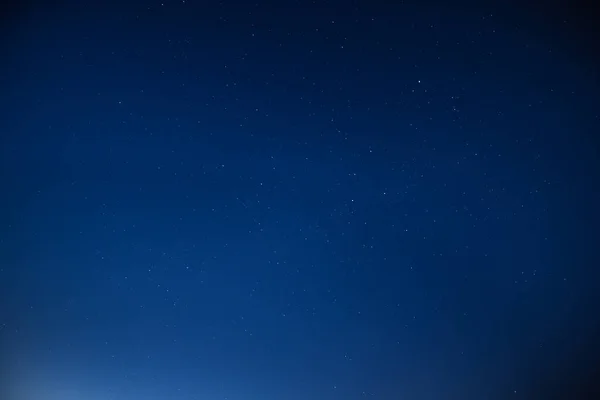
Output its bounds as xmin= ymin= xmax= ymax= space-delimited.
xmin=1 ymin=1 xmax=599 ymax=399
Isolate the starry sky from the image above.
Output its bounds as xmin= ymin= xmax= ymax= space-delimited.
xmin=1 ymin=1 xmax=599 ymax=399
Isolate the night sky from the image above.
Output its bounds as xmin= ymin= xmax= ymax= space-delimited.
xmin=1 ymin=1 xmax=599 ymax=399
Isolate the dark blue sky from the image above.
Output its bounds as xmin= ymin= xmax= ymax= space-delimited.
xmin=1 ymin=1 xmax=599 ymax=399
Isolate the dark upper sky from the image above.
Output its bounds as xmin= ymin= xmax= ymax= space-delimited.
xmin=1 ymin=1 xmax=599 ymax=399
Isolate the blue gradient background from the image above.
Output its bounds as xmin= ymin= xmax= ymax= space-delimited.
xmin=1 ymin=1 xmax=599 ymax=399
